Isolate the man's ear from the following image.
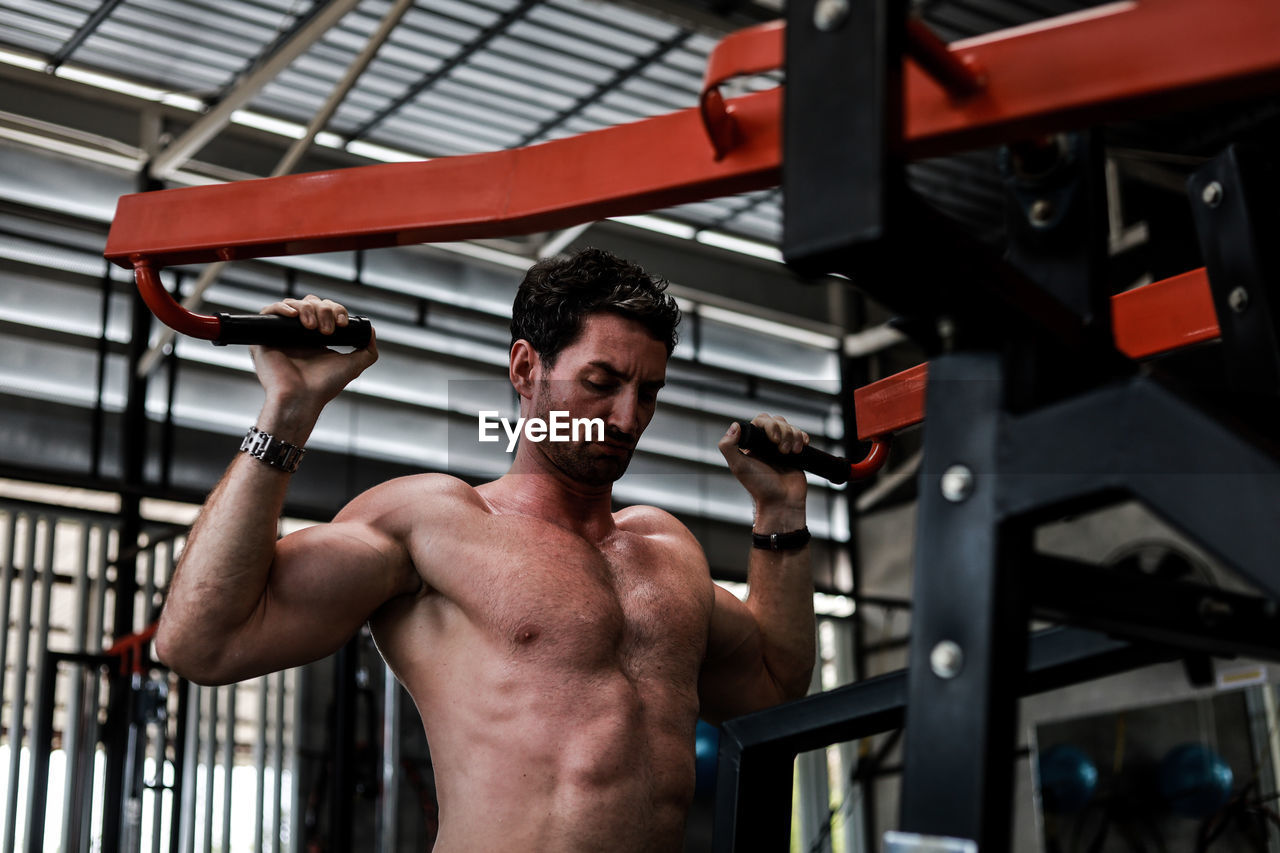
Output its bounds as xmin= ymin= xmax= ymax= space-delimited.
xmin=509 ymin=339 xmax=540 ymax=400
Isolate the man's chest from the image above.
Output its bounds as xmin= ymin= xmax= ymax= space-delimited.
xmin=424 ymin=517 xmax=714 ymax=678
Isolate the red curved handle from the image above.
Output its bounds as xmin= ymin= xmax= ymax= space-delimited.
xmin=106 ymin=621 xmax=159 ymax=676
xmin=850 ymin=434 xmax=891 ymax=480
xmin=132 ymin=258 xmax=373 ymax=348
xmin=698 ymin=20 xmax=784 ymax=159
xmin=696 ymin=18 xmax=985 ymax=160
xmin=133 ymin=258 xmax=221 ymax=341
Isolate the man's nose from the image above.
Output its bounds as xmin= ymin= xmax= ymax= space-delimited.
xmin=607 ymin=389 xmax=642 ymax=437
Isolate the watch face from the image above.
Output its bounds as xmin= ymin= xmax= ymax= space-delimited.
xmin=752 ymin=528 xmax=810 ymax=550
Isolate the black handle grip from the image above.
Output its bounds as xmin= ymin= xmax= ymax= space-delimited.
xmin=214 ymin=313 xmax=373 ymax=348
xmin=734 ymin=421 xmax=850 ymax=485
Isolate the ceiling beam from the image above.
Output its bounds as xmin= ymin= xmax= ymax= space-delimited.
xmin=345 ymin=0 xmax=539 ymax=141
xmin=609 ymin=0 xmax=779 ymax=34
xmin=517 ymin=29 xmax=692 ymax=147
xmin=213 ymin=0 xmax=333 ymax=104
xmin=47 ymin=0 xmax=127 ymax=71
xmin=136 ymin=0 xmax=417 ymax=379
xmin=147 ymin=0 xmax=361 ymax=181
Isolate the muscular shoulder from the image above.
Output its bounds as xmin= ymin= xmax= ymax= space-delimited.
xmin=615 ymin=505 xmax=706 ymax=565
xmin=615 ymin=504 xmax=687 ymax=536
xmin=334 ymin=473 xmax=486 ymax=531
xmin=330 ymin=473 xmax=488 ymax=595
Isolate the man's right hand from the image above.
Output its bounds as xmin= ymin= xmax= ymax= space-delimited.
xmin=250 ymin=295 xmax=379 ymax=428
xmin=157 ymin=295 xmax=387 ymax=683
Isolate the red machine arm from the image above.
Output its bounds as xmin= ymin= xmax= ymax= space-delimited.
xmin=853 ymin=269 xmax=1221 ymax=440
xmin=105 ymin=0 xmax=1280 ymax=273
xmin=103 ymin=1 xmax=1273 ymax=379
xmin=106 ymin=89 xmax=783 ymax=272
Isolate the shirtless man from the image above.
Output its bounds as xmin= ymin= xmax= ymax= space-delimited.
xmin=156 ymin=248 xmax=816 ymax=851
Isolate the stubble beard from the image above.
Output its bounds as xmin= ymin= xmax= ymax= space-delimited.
xmin=534 ymin=380 xmax=634 ymax=487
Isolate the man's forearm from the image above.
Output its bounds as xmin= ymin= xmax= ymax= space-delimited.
xmin=156 ymin=405 xmax=315 ymax=671
xmin=746 ymin=501 xmax=816 ymax=700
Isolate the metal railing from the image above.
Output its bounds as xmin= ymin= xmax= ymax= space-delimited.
xmin=0 ymin=500 xmax=305 ymax=853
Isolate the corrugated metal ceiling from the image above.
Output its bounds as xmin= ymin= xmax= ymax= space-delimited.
xmin=0 ymin=0 xmax=1110 ymax=246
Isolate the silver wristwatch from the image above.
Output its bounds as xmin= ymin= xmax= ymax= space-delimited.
xmin=240 ymin=426 xmax=306 ymax=474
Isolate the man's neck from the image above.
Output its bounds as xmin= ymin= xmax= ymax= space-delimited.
xmin=483 ymin=448 xmax=617 ymax=542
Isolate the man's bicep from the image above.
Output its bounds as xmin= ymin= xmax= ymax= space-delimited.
xmin=699 ymin=584 xmax=778 ymax=724
xmin=274 ymin=520 xmax=416 ymax=602
xmin=704 ymin=583 xmax=757 ymax=664
xmin=228 ymin=520 xmax=414 ymax=680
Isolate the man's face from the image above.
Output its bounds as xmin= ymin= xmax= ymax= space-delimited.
xmin=531 ymin=312 xmax=668 ymax=486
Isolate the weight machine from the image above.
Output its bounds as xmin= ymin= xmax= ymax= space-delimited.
xmin=104 ymin=0 xmax=1280 ymax=849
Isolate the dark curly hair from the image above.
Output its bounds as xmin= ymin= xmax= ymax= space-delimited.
xmin=510 ymin=247 xmax=681 ymax=365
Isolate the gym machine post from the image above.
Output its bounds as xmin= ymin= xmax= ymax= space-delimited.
xmin=101 ymin=1 xmax=1280 ymax=850
xmin=716 ymin=3 xmax=1280 ymax=853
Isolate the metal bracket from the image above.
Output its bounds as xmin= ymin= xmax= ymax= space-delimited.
xmin=782 ymin=0 xmax=903 ymax=277
xmin=1188 ymin=145 xmax=1280 ymax=394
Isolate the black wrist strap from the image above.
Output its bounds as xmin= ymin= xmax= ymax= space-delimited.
xmin=752 ymin=526 xmax=811 ymax=551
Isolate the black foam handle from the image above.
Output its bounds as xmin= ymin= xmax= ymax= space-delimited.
xmin=214 ymin=313 xmax=373 ymax=348
xmin=734 ymin=421 xmax=851 ymax=485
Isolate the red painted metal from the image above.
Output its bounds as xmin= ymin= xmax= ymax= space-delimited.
xmin=904 ymin=0 xmax=1280 ymax=158
xmin=855 ymin=363 xmax=930 ymax=442
xmin=1112 ymin=268 xmax=1219 ymax=359
xmin=106 ymin=0 xmax=1280 ymax=272
xmin=134 ymin=259 xmax=222 ymax=340
xmin=106 ymin=89 xmax=783 ymax=270
xmin=105 ymin=621 xmax=159 ymax=676
xmin=699 ymin=20 xmax=784 ymax=159
xmin=696 ymin=16 xmax=986 ymax=159
xmin=850 ymin=434 xmax=892 ymax=480
xmin=905 ymin=16 xmax=986 ymax=99
xmin=853 ymin=268 xmax=1222 ymax=440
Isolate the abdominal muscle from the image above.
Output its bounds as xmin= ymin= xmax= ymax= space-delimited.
xmin=375 ymin=608 xmax=704 ymax=853
xmin=366 ymin=488 xmax=715 ymax=852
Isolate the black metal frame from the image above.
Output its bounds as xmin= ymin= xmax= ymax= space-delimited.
xmin=97 ymin=170 xmax=161 ymax=853
xmin=714 ymin=2 xmax=1280 ymax=851
xmin=25 ymin=650 xmax=186 ymax=853
xmin=1188 ymin=144 xmax=1280 ymax=396
xmin=714 ymin=627 xmax=1180 ymax=850
xmin=25 ymin=651 xmax=106 ymax=853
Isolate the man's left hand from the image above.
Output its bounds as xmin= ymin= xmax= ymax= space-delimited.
xmin=718 ymin=414 xmax=810 ymax=509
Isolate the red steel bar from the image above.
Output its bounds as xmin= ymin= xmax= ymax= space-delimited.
xmin=901 ymin=0 xmax=1280 ymax=159
xmin=106 ymin=0 xmax=1280 ymax=270
xmin=855 ymin=363 xmax=930 ymax=443
xmin=108 ymin=91 xmax=782 ymax=271
xmin=696 ymin=17 xmax=986 ymax=157
xmin=853 ymin=268 xmax=1222 ymax=440
xmin=1111 ymin=268 xmax=1219 ymax=359
xmin=905 ymin=16 xmax=986 ymax=99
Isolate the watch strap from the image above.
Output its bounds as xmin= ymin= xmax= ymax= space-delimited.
xmin=751 ymin=526 xmax=811 ymax=551
xmin=240 ymin=426 xmax=306 ymax=474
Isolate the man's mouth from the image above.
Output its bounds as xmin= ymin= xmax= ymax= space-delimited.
xmin=599 ymin=441 xmax=633 ymax=454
